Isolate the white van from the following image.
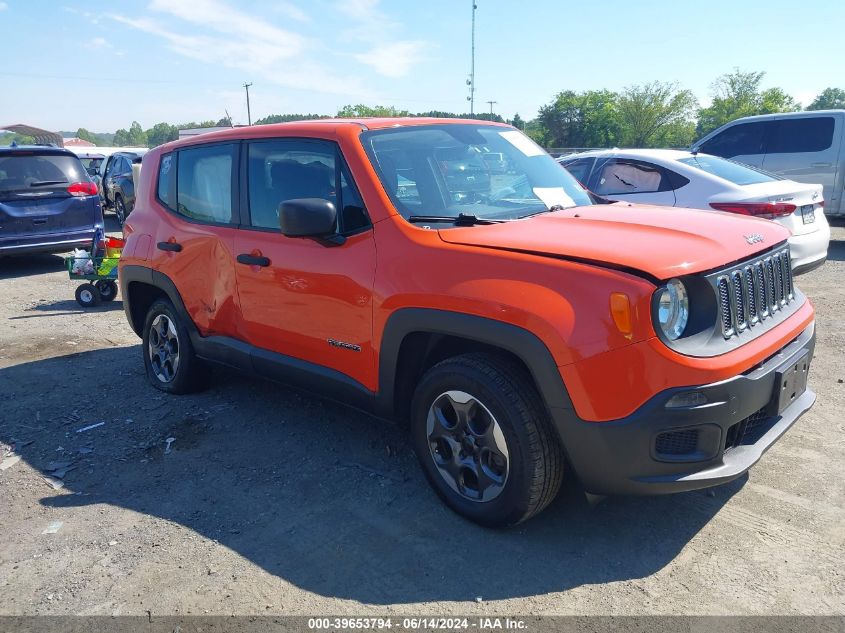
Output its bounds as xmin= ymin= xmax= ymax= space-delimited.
xmin=693 ymin=110 xmax=845 ymax=216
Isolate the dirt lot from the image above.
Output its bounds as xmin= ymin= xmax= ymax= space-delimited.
xmin=0 ymin=218 xmax=843 ymax=617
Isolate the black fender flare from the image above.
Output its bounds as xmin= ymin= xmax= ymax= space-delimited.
xmin=377 ymin=308 xmax=575 ymax=418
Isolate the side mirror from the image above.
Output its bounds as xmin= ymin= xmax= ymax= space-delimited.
xmin=279 ymin=198 xmax=337 ymax=238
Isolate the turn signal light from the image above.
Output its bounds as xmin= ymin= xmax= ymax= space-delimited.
xmin=610 ymin=292 xmax=633 ymax=339
xmin=709 ymin=201 xmax=796 ymax=219
xmin=67 ymin=181 xmax=99 ymax=197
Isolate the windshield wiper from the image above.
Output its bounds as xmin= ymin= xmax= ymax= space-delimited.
xmin=407 ymin=213 xmax=506 ymax=226
xmin=518 ymin=204 xmax=567 ymax=219
xmin=29 ymin=180 xmax=67 ymax=187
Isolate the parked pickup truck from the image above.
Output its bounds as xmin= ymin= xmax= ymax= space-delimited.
xmin=119 ymin=118 xmax=816 ymax=526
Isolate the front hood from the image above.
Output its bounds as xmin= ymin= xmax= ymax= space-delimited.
xmin=438 ymin=204 xmax=791 ymax=279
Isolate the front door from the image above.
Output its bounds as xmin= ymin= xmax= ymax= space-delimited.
xmin=233 ymin=138 xmax=376 ymax=390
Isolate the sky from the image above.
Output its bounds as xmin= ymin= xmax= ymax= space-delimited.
xmin=0 ymin=0 xmax=843 ymax=133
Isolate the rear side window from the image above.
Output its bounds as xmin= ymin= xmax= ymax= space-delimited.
xmin=592 ymin=159 xmax=673 ymax=194
xmin=157 ymin=153 xmax=175 ymax=209
xmin=767 ymin=117 xmax=834 ymax=154
xmin=678 ymin=155 xmax=779 ymax=186
xmin=0 ymin=153 xmax=87 ymax=194
xmin=176 ymin=144 xmax=235 ymax=223
xmin=699 ymin=122 xmax=769 ymax=158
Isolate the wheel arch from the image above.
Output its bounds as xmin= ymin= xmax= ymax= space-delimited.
xmin=377 ymin=309 xmax=575 ymax=423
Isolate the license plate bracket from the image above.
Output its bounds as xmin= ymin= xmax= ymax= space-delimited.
xmin=775 ymin=350 xmax=810 ymax=414
xmin=801 ymin=204 xmax=816 ymax=224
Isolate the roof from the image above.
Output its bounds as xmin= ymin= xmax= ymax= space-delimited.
xmin=0 ymin=144 xmax=74 ymax=155
xmin=63 ymin=137 xmax=95 ymax=147
xmin=0 ymin=124 xmax=64 ymax=146
xmin=560 ymin=148 xmax=694 ymax=160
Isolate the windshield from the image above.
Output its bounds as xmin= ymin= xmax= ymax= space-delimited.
xmin=678 ymin=154 xmax=780 ymax=186
xmin=361 ymin=124 xmax=593 ymax=222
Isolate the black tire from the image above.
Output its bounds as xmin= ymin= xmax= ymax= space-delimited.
xmin=75 ymin=283 xmax=101 ymax=308
xmin=410 ymin=353 xmax=564 ymax=527
xmin=142 ymin=299 xmax=210 ymax=394
xmin=114 ymin=195 xmax=127 ymax=225
xmin=95 ymin=280 xmax=118 ymax=302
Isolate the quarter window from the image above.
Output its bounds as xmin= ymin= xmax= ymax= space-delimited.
xmin=560 ymin=158 xmax=594 ymax=185
xmin=176 ymin=144 xmax=235 ymax=223
xmin=767 ymin=117 xmax=834 ymax=154
xmin=157 ymin=153 xmax=175 ymax=209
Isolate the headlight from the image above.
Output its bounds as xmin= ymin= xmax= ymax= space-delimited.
xmin=656 ymin=278 xmax=689 ymax=340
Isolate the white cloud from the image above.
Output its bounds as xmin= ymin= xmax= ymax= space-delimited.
xmin=110 ymin=4 xmax=361 ymax=96
xmin=272 ymin=1 xmax=310 ymax=23
xmin=355 ymin=41 xmax=427 ymax=78
xmin=84 ymin=37 xmax=112 ymax=50
xmin=0 ymin=2 xmax=8 ymax=11
xmin=336 ymin=0 xmax=427 ymax=78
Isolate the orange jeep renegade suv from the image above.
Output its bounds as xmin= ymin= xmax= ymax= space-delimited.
xmin=119 ymin=119 xmax=815 ymax=527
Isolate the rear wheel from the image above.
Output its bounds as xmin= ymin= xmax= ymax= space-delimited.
xmin=75 ymin=283 xmax=101 ymax=308
xmin=95 ymin=280 xmax=118 ymax=302
xmin=114 ymin=195 xmax=128 ymax=225
xmin=142 ymin=299 xmax=209 ymax=394
xmin=410 ymin=353 xmax=564 ymax=527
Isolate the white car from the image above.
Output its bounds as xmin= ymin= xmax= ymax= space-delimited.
xmin=558 ymin=149 xmax=830 ymax=275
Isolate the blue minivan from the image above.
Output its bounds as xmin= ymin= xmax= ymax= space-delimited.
xmin=0 ymin=145 xmax=104 ymax=256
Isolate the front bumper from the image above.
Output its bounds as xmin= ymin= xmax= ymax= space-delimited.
xmin=554 ymin=323 xmax=816 ymax=495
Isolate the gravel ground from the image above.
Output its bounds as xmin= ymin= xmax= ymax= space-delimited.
xmin=0 ymin=218 xmax=843 ymax=617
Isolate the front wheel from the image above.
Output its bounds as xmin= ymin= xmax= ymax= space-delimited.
xmin=142 ymin=299 xmax=209 ymax=394
xmin=410 ymin=353 xmax=564 ymax=527
xmin=75 ymin=283 xmax=101 ymax=308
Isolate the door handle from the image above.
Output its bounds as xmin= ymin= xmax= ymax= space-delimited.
xmin=157 ymin=241 xmax=182 ymax=252
xmin=237 ymin=253 xmax=270 ymax=267
xmin=811 ymin=162 xmax=831 ymax=168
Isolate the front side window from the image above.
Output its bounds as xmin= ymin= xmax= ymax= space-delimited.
xmin=176 ymin=144 xmax=235 ymax=223
xmin=560 ymin=157 xmax=594 ymax=186
xmin=362 ymin=124 xmax=593 ymax=222
xmin=247 ymin=139 xmax=370 ymax=233
xmin=767 ymin=117 xmax=834 ymax=154
xmin=699 ymin=122 xmax=769 ymax=158
xmin=678 ymin=155 xmax=779 ymax=186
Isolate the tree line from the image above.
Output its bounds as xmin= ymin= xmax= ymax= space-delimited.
xmin=3 ymin=70 xmax=843 ymax=150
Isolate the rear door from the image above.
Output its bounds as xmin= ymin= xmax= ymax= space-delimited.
xmin=150 ymin=143 xmax=242 ymax=338
xmin=761 ymin=115 xmax=841 ymax=213
xmin=589 ymin=158 xmax=677 ymax=206
xmin=0 ymin=151 xmax=100 ymax=245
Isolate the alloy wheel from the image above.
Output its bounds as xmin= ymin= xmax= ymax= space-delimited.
xmin=148 ymin=314 xmax=180 ymax=383
xmin=426 ymin=390 xmax=510 ymax=502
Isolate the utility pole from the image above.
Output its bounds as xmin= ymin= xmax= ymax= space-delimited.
xmin=486 ymin=100 xmax=497 ymax=118
xmin=466 ymin=1 xmax=477 ymax=115
xmin=243 ymin=82 xmax=253 ymax=126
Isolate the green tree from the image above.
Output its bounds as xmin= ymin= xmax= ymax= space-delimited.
xmin=113 ymin=128 xmax=130 ymax=146
xmin=75 ymin=128 xmax=98 ymax=144
xmin=697 ymin=69 xmax=799 ymax=136
xmin=126 ymin=121 xmax=147 ymax=146
xmin=617 ymin=81 xmax=698 ymax=147
xmin=511 ymin=113 xmax=525 ymax=130
xmin=337 ymin=104 xmax=411 ymax=118
xmin=254 ymin=113 xmax=329 ymax=124
xmin=145 ymin=122 xmax=179 ymax=148
xmin=806 ymin=87 xmax=845 ymax=111
xmin=536 ymin=90 xmax=620 ymax=148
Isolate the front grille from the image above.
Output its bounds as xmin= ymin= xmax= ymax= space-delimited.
xmin=724 ymin=407 xmax=771 ymax=451
xmin=655 ymin=429 xmax=699 ymax=456
xmin=716 ymin=248 xmax=794 ymax=339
